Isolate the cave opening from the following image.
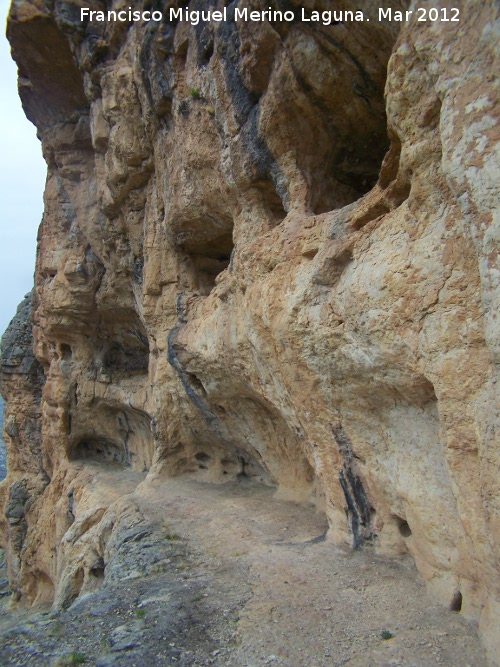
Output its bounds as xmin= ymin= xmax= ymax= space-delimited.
xmin=187 ymin=372 xmax=208 ymax=397
xmin=70 ymin=437 xmax=129 ymax=466
xmin=180 ymin=229 xmax=234 ymax=295
xmin=194 ymin=451 xmax=212 ymax=466
xmin=102 ymin=339 xmax=149 ymax=376
xmin=243 ymin=18 xmax=408 ymax=216
xmin=95 ymin=314 xmax=150 ymax=381
xmin=59 ymin=343 xmax=73 ymax=360
xmin=397 ymin=518 xmax=412 ymax=539
xmin=254 ymin=179 xmax=287 ymax=227
xmin=89 ymin=565 xmax=105 ymax=580
xmin=450 ymin=590 xmax=463 ymax=613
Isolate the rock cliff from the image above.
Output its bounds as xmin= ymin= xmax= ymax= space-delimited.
xmin=1 ymin=0 xmax=499 ymax=663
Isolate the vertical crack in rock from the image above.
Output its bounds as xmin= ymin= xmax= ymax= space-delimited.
xmin=331 ymin=422 xmax=373 ymax=549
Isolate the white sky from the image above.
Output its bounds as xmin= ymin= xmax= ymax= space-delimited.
xmin=0 ymin=0 xmax=46 ymax=339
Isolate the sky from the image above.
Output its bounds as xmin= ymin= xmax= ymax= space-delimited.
xmin=0 ymin=0 xmax=46 ymax=340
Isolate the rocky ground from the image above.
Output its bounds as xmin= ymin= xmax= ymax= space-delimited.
xmin=0 ymin=477 xmax=488 ymax=667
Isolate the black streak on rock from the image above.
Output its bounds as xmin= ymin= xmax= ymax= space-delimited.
xmin=167 ymin=296 xmax=217 ymax=426
xmin=217 ymin=5 xmax=288 ymax=207
xmin=331 ymin=422 xmax=373 ymax=549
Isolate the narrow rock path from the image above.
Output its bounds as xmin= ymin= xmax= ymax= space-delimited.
xmin=0 ymin=477 xmax=488 ymax=666
xmin=138 ymin=477 xmax=487 ymax=667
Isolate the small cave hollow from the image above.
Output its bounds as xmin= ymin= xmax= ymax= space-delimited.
xmin=194 ymin=451 xmax=212 ymax=468
xmin=450 ymin=590 xmax=463 ymax=613
xmin=169 ymin=443 xmax=271 ymax=485
xmin=89 ymin=561 xmax=105 ymax=580
xmin=69 ymin=405 xmax=154 ymax=471
xmin=95 ymin=314 xmax=150 ymax=380
xmin=59 ymin=343 xmax=73 ymax=361
xmin=180 ymin=228 xmax=234 ymax=295
xmin=264 ymin=19 xmax=408 ymax=216
xmin=84 ymin=561 xmax=106 ymax=594
xmin=102 ymin=339 xmax=149 ymax=376
xmin=70 ymin=437 xmax=129 ymax=466
xmin=306 ymin=124 xmax=392 ymax=216
xmin=254 ymin=179 xmax=287 ymax=227
xmin=220 ymin=394 xmax=317 ymax=496
xmin=187 ymin=372 xmax=208 ymax=397
xmin=395 ymin=516 xmax=412 ymax=538
xmin=283 ymin=68 xmax=394 ymax=217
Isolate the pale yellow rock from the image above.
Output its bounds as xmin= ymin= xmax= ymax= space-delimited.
xmin=1 ymin=0 xmax=499 ymax=663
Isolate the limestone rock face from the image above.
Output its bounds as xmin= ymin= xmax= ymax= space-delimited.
xmin=0 ymin=292 xmax=46 ymax=600
xmin=1 ymin=0 xmax=499 ymax=662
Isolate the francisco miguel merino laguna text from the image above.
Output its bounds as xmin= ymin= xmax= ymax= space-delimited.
xmin=80 ymin=6 xmax=461 ymax=25
xmin=80 ymin=7 xmax=364 ymax=24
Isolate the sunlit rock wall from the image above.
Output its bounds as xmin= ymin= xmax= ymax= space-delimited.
xmin=1 ymin=0 xmax=499 ymax=661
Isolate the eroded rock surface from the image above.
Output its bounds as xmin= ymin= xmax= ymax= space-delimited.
xmin=1 ymin=0 xmax=499 ymax=664
xmin=0 ymin=292 xmax=46 ymax=601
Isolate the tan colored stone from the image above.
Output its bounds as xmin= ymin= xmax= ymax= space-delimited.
xmin=1 ymin=0 xmax=499 ymax=663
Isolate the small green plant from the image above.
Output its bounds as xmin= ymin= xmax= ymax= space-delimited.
xmin=165 ymin=532 xmax=181 ymax=541
xmin=380 ymin=630 xmax=394 ymax=640
xmin=53 ymin=652 xmax=86 ymax=667
xmin=189 ymin=87 xmax=201 ymax=100
xmin=136 ymin=608 xmax=146 ymax=619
